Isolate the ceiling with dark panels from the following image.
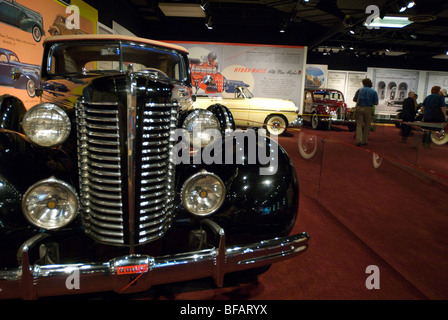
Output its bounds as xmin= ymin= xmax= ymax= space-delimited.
xmin=85 ymin=0 xmax=448 ymax=65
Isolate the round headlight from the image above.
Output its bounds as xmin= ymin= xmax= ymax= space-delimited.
xmin=22 ymin=178 xmax=79 ymax=230
xmin=181 ymin=171 xmax=226 ymax=216
xmin=22 ymin=103 xmax=71 ymax=147
xmin=182 ymin=109 xmax=220 ymax=148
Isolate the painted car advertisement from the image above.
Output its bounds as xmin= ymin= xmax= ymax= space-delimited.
xmin=171 ymin=41 xmax=306 ymax=109
xmin=0 ymin=0 xmax=97 ymax=109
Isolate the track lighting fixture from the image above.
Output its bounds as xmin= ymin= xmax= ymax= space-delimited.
xmin=200 ymin=0 xmax=209 ymax=11
xmin=399 ymin=1 xmax=416 ymax=12
xmin=205 ymin=15 xmax=213 ymax=29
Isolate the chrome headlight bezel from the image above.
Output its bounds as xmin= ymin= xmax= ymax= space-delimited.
xmin=182 ymin=109 xmax=221 ymax=148
xmin=181 ymin=171 xmax=226 ymax=216
xmin=22 ymin=177 xmax=79 ymax=230
xmin=22 ymin=103 xmax=71 ymax=147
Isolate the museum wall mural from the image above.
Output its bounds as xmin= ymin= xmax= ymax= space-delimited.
xmin=0 ymin=0 xmax=97 ymax=109
xmin=168 ymin=41 xmax=307 ymax=109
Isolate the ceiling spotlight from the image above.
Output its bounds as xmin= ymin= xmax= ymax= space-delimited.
xmin=200 ymin=0 xmax=209 ymax=11
xmin=205 ymin=16 xmax=213 ymax=29
xmin=350 ymin=29 xmax=355 ymax=35
xmin=407 ymin=1 xmax=415 ymax=9
xmin=445 ymin=50 xmax=448 ymax=56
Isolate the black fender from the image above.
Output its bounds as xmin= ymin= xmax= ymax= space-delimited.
xmin=0 ymin=129 xmax=77 ymax=210
xmin=0 ymin=130 xmax=80 ymax=265
xmin=179 ymin=104 xmax=235 ymax=136
xmin=0 ymin=95 xmax=26 ymax=131
xmin=206 ymin=103 xmax=235 ymax=135
xmin=174 ymin=130 xmax=299 ymax=244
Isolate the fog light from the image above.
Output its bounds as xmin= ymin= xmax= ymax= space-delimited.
xmin=181 ymin=171 xmax=225 ymax=216
xmin=22 ymin=177 xmax=79 ymax=229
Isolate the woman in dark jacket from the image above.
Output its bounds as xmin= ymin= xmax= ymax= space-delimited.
xmin=421 ymin=86 xmax=448 ymax=145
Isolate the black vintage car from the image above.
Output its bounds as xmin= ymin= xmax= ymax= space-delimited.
xmin=0 ymin=35 xmax=308 ymax=299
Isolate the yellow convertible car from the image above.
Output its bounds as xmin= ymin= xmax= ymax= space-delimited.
xmin=194 ymin=86 xmax=300 ymax=135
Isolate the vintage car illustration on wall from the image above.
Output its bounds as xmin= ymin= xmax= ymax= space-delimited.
xmin=0 ymin=47 xmax=40 ymax=97
xmin=48 ymin=14 xmax=87 ymax=36
xmin=0 ymin=0 xmax=45 ymax=42
xmin=189 ymin=54 xmax=250 ymax=94
xmin=0 ymin=34 xmax=309 ymax=299
xmin=302 ymin=88 xmax=355 ymax=131
xmin=194 ymin=85 xmax=300 ymax=136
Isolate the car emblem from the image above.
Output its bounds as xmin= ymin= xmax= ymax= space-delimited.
xmin=117 ymin=264 xmax=148 ymax=275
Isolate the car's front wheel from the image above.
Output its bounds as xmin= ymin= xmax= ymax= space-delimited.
xmin=311 ymin=112 xmax=321 ymax=130
xmin=32 ymin=26 xmax=42 ymax=42
xmin=265 ymin=115 xmax=287 ymax=136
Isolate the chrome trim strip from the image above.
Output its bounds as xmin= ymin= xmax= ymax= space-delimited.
xmin=126 ymin=72 xmax=137 ymax=253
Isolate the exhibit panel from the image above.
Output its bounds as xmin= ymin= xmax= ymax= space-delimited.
xmin=169 ymin=41 xmax=307 ymax=111
xmin=0 ymin=0 xmax=97 ymax=109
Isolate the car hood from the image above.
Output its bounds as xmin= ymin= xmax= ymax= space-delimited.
xmin=249 ymin=97 xmax=297 ymax=111
xmin=313 ymin=99 xmax=346 ymax=107
xmin=10 ymin=61 xmax=40 ymax=71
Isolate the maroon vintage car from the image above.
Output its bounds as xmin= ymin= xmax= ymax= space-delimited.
xmin=302 ymin=88 xmax=355 ymax=131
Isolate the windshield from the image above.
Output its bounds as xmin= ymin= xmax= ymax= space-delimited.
xmin=239 ymin=87 xmax=254 ymax=98
xmin=313 ymin=91 xmax=344 ymax=102
xmin=47 ymin=41 xmax=185 ymax=81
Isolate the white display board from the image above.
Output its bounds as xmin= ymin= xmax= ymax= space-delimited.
xmin=370 ymin=68 xmax=420 ymax=116
xmin=327 ymin=71 xmax=367 ymax=109
xmin=425 ymin=72 xmax=448 ymax=96
xmin=170 ymin=41 xmax=307 ymax=110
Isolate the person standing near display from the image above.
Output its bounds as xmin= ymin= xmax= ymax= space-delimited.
xmin=421 ymin=86 xmax=448 ymax=145
xmin=353 ymin=78 xmax=379 ymax=146
xmin=401 ymin=91 xmax=418 ymax=142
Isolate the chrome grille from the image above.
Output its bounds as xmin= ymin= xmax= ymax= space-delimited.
xmin=138 ymin=103 xmax=178 ymax=244
xmin=76 ymin=101 xmax=124 ymax=245
xmin=76 ymin=99 xmax=178 ymax=246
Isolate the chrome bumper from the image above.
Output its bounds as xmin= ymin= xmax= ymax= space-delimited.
xmin=0 ymin=225 xmax=309 ymax=299
xmin=289 ymin=116 xmax=303 ymax=127
xmin=320 ymin=118 xmax=355 ymax=123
